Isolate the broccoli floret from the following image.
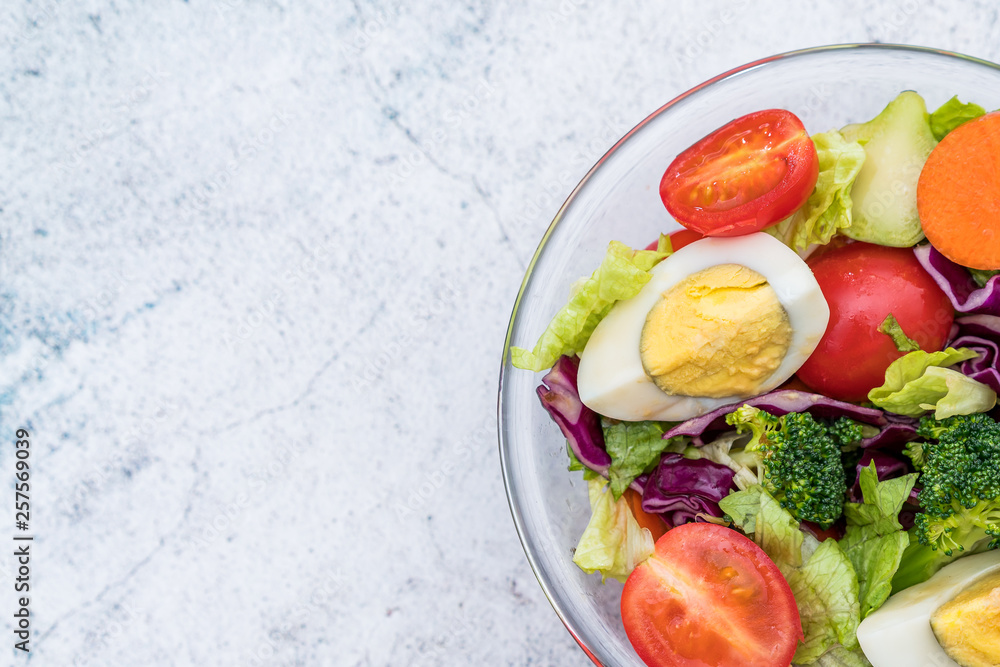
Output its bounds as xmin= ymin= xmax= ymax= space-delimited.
xmin=827 ymin=417 xmax=865 ymax=448
xmin=892 ymin=413 xmax=1000 ymax=592
xmin=725 ymin=406 xmax=848 ymax=529
xmin=903 ymin=440 xmax=925 ymax=471
xmin=913 ymin=413 xmax=1000 ymax=551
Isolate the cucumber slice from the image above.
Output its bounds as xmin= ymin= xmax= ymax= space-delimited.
xmin=841 ymin=91 xmax=937 ymax=247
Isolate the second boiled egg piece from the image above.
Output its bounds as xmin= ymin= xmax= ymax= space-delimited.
xmin=577 ymin=232 xmax=830 ymax=422
xmin=856 ymin=550 xmax=1000 ymax=667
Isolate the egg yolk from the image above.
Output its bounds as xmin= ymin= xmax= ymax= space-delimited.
xmin=639 ymin=264 xmax=791 ymax=398
xmin=931 ymin=570 xmax=1000 ymax=667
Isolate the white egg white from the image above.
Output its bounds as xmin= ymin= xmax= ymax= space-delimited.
xmin=577 ymin=232 xmax=830 ymax=422
xmin=857 ymin=550 xmax=1000 ymax=667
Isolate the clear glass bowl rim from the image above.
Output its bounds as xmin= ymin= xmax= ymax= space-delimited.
xmin=497 ymin=42 xmax=1000 ymax=666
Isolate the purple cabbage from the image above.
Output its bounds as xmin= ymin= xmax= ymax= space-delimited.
xmin=947 ymin=314 xmax=1000 ymax=393
xmin=900 ymin=481 xmax=922 ymax=530
xmin=913 ymin=244 xmax=1000 ymax=316
xmin=664 ymin=389 xmax=887 ymax=444
xmin=536 ymin=355 xmax=610 ymax=473
xmin=898 ymin=509 xmax=918 ymax=531
xmin=641 ymin=453 xmax=736 ymax=527
xmin=861 ymin=413 xmax=919 ymax=450
xmin=631 ymin=474 xmax=649 ymax=496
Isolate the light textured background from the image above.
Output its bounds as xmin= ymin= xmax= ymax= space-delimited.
xmin=1 ymin=1 xmax=999 ymax=665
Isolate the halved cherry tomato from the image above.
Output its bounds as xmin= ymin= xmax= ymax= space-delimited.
xmin=621 ymin=523 xmax=802 ymax=667
xmin=625 ymin=489 xmax=668 ymax=542
xmin=796 ymin=242 xmax=954 ymax=402
xmin=644 ymin=229 xmax=704 ymax=253
xmin=660 ymin=109 xmax=818 ymax=237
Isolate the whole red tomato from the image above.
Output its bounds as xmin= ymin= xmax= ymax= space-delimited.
xmin=796 ymin=242 xmax=954 ymax=402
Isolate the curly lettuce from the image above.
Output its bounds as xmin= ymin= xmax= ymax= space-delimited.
xmin=929 ymin=95 xmax=986 ymax=140
xmin=572 ymin=478 xmax=654 ymax=583
xmin=767 ymin=130 xmax=866 ymax=252
xmin=720 ymin=487 xmax=861 ymax=664
xmin=603 ymin=421 xmax=670 ymax=499
xmin=813 ymin=646 xmax=873 ymax=667
xmin=868 ymin=348 xmax=996 ymax=418
xmin=511 ymin=237 xmax=670 ymax=371
xmin=841 ymin=463 xmax=918 ymax=619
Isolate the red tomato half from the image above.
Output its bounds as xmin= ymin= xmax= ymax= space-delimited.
xmin=660 ymin=109 xmax=818 ymax=237
xmin=621 ymin=523 xmax=802 ymax=667
xmin=796 ymin=243 xmax=954 ymax=402
xmin=644 ymin=229 xmax=704 ymax=252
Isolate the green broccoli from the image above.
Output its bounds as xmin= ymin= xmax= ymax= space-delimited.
xmin=903 ymin=440 xmax=925 ymax=471
xmin=725 ymin=406 xmax=853 ymax=529
xmin=892 ymin=413 xmax=1000 ymax=592
xmin=827 ymin=416 xmax=866 ymax=448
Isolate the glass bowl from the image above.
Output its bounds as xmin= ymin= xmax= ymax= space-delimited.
xmin=498 ymin=44 xmax=1000 ymax=666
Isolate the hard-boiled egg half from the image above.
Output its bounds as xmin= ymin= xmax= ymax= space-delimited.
xmin=857 ymin=550 xmax=1000 ymax=667
xmin=577 ymin=232 xmax=829 ymax=421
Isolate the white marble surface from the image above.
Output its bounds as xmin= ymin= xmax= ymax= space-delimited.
xmin=1 ymin=1 xmax=999 ymax=665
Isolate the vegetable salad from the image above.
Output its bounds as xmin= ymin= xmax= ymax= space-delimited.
xmin=512 ymin=92 xmax=1000 ymax=667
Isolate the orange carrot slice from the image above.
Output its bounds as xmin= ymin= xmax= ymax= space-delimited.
xmin=625 ymin=488 xmax=668 ymax=541
xmin=917 ymin=112 xmax=1000 ymax=270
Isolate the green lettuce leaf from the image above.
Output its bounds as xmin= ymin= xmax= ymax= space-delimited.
xmin=604 ymin=421 xmax=669 ymax=499
xmin=842 ymin=464 xmax=915 ymax=534
xmin=720 ymin=486 xmax=861 ymax=664
xmin=720 ymin=486 xmax=804 ymax=568
xmin=813 ymin=645 xmax=873 ymax=667
xmin=572 ymin=478 xmax=654 ymax=583
xmin=876 ymin=313 xmax=920 ymax=353
xmin=867 ymin=347 xmax=996 ymax=418
xmin=719 ymin=486 xmax=763 ymax=533
xmin=840 ymin=463 xmax=918 ymax=618
xmin=929 ymin=95 xmax=986 ymax=141
xmin=758 ymin=489 xmax=806 ymax=569
xmin=766 ymin=130 xmax=866 ymax=252
xmin=914 ymin=367 xmax=997 ymax=418
xmin=788 ymin=539 xmax=861 ymax=664
xmin=511 ymin=238 xmax=670 ymax=372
